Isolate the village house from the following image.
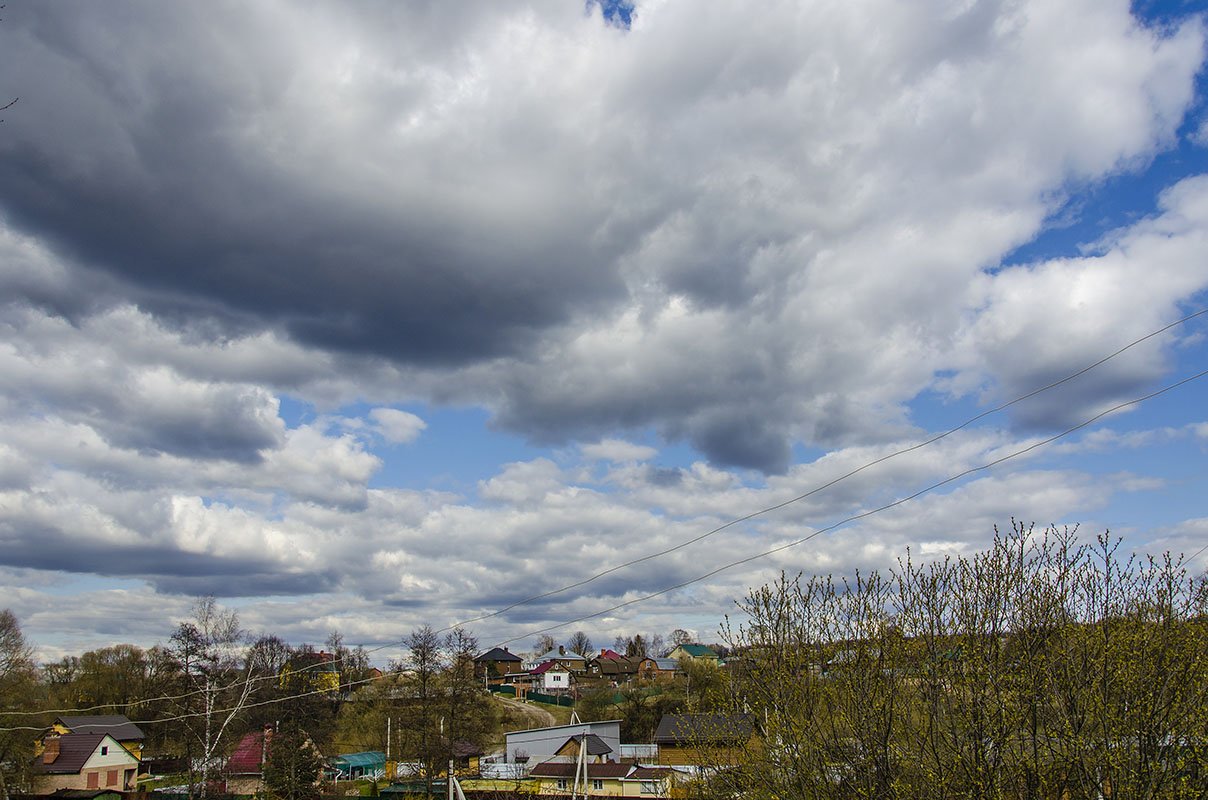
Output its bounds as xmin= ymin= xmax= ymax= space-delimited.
xmin=524 ymin=646 xmax=588 ymax=673
xmin=652 ymin=713 xmax=755 ymax=770
xmin=41 ymin=715 xmax=146 ymax=761
xmin=223 ymin=726 xmax=273 ymax=795
xmin=473 ymin=646 xmax=524 ymax=680
xmin=32 ymin=733 xmax=140 ymax=793
xmin=665 ymin=644 xmax=720 ymax=664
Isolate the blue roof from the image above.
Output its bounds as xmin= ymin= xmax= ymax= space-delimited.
xmin=330 ymin=751 xmax=385 ymax=769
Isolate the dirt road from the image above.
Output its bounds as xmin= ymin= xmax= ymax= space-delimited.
xmin=493 ymin=694 xmax=557 ymax=729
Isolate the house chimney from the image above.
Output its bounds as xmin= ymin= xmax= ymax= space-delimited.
xmin=559 ymin=646 xmax=565 ymax=656
xmin=43 ymin=738 xmax=60 ymax=764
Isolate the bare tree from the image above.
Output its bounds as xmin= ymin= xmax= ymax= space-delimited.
xmin=567 ymin=630 xmax=593 ymax=658
xmin=533 ymin=634 xmax=557 ymax=655
xmin=402 ymin=626 xmax=445 ymax=798
xmin=710 ymin=524 xmax=1208 ymax=800
xmin=0 ymin=610 xmax=36 ymax=800
xmin=170 ymin=597 xmax=254 ymax=800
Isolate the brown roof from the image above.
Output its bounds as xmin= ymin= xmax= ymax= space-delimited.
xmin=475 ymin=647 xmax=522 ymax=663
xmin=34 ymin=735 xmax=132 ymax=775
xmin=528 ymin=761 xmax=633 ymax=779
xmin=627 ymin=766 xmax=682 ymax=780
xmin=652 ymin=713 xmax=754 ymax=745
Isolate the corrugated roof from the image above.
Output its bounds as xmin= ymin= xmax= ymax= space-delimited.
xmin=225 ymin=730 xmax=269 ymax=775
xmin=475 ymin=647 xmax=522 ymax=662
xmin=529 ymin=761 xmax=632 ymax=779
xmin=652 ymin=714 xmax=754 ymax=745
xmin=674 ymin=644 xmax=718 ymax=657
xmin=330 ymin=751 xmax=385 ymax=769
xmin=56 ymin=716 xmax=145 ymax=741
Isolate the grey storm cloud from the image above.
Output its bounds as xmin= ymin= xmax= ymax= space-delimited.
xmin=0 ymin=0 xmax=1205 ymax=477
xmin=0 ymin=518 xmax=337 ymax=596
xmin=0 ymin=3 xmax=629 ymax=360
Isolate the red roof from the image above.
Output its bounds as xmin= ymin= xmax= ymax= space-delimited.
xmin=597 ymin=649 xmax=624 ymax=661
xmin=531 ymin=660 xmax=564 ymax=675
xmin=225 ymin=730 xmax=270 ymax=775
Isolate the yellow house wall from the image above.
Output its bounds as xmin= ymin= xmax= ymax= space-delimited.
xmin=656 ymin=744 xmax=745 ymax=768
xmin=534 ymin=777 xmax=625 ymax=796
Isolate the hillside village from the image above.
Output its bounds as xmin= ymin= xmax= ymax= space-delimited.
xmin=17 ymin=638 xmax=739 ymax=800
xmin=5 ymin=530 xmax=1207 ymax=800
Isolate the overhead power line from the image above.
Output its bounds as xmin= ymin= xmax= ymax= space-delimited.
xmin=2 ymin=310 xmax=1203 ymax=727
xmin=488 ymin=365 xmax=1208 ymax=649
xmin=2 ymin=363 xmax=1203 ymax=733
xmin=445 ymin=308 xmax=1208 ymax=633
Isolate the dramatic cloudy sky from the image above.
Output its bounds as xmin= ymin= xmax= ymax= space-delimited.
xmin=1 ymin=0 xmax=1207 ymax=663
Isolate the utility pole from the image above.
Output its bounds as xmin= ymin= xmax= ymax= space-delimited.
xmin=571 ymin=732 xmax=589 ymax=799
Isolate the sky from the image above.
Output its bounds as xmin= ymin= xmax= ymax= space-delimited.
xmin=1 ymin=0 xmax=1207 ymax=665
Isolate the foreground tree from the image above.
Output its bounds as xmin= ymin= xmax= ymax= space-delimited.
xmin=704 ymin=524 xmax=1208 ymax=800
xmin=170 ymin=598 xmax=254 ymax=800
xmin=262 ymin=727 xmax=323 ymax=800
xmin=0 ymin=610 xmax=37 ymax=800
xmin=395 ymin=627 xmax=496 ymax=798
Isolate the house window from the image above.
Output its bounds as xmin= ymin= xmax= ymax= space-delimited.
xmin=87 ymin=773 xmax=99 ymax=789
xmin=107 ymin=769 xmax=119 ymax=786
xmin=592 ymin=779 xmax=604 ymax=790
xmin=556 ymin=778 xmax=568 ymax=789
xmin=100 ymin=746 xmax=108 ymax=755
xmin=641 ymin=781 xmax=659 ymax=794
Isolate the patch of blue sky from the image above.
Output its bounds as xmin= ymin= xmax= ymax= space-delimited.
xmin=1001 ymin=16 xmax=1208 ymax=273
xmin=904 ymin=381 xmax=990 ymax=437
xmin=1000 ymin=137 xmax=1208 ymax=270
xmin=276 ymin=393 xmax=317 ymax=429
xmin=364 ymin=404 xmax=544 ymax=492
xmin=280 ymin=387 xmax=721 ymax=493
xmin=588 ymin=0 xmax=634 ymax=28
xmin=44 ymin=572 xmax=146 ymax=597
xmin=1132 ymin=0 xmax=1208 ymax=27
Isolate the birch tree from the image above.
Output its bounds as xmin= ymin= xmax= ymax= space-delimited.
xmin=170 ymin=597 xmax=254 ymax=800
